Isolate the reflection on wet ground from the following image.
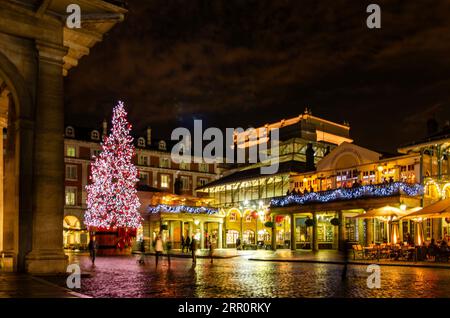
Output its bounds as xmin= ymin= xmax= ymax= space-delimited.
xmin=55 ymin=252 xmax=450 ymax=298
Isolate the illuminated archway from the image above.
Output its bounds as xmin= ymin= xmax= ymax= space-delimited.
xmin=63 ymin=215 xmax=88 ymax=250
xmin=442 ymin=183 xmax=450 ymax=199
xmin=424 ymin=179 xmax=441 ymax=200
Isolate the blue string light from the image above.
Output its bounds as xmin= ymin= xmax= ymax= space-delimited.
xmin=148 ymin=204 xmax=218 ymax=215
xmin=270 ymin=182 xmax=423 ymax=207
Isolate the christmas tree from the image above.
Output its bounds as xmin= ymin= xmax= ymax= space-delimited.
xmin=84 ymin=101 xmax=142 ymax=230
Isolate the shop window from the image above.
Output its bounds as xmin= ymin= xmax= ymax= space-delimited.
xmin=160 ymin=174 xmax=170 ymax=188
xmin=243 ymin=230 xmax=255 ymax=244
xmin=226 ymin=230 xmax=239 ymax=245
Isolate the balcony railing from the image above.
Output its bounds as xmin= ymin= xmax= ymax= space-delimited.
xmin=270 ymin=182 xmax=423 ymax=208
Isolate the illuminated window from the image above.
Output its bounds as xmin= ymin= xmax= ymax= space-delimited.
xmin=138 ymin=155 xmax=148 ymax=166
xmin=66 ymin=145 xmax=76 ymax=157
xmin=179 ymin=161 xmax=190 ymax=170
xmin=180 ymin=176 xmax=190 ymax=190
xmin=198 ymin=178 xmax=208 ymax=187
xmin=160 ymin=157 xmax=170 ymax=168
xmin=65 ymin=187 xmax=77 ymax=206
xmin=65 ymin=165 xmax=77 ymax=181
xmin=160 ymin=174 xmax=170 ymax=188
xmin=226 ymin=230 xmax=239 ymax=245
xmin=199 ymin=163 xmax=209 ymax=172
xmin=243 ymin=230 xmax=255 ymax=244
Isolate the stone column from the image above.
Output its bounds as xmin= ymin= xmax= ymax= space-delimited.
xmin=26 ymin=41 xmax=68 ymax=274
xmin=271 ymin=214 xmax=276 ymax=250
xmin=337 ymin=211 xmax=344 ymax=251
xmin=180 ymin=221 xmax=185 ymax=240
xmin=0 ymin=120 xmax=4 ymax=253
xmin=290 ymin=214 xmax=296 ymax=251
xmin=312 ymin=212 xmax=318 ymax=251
xmin=169 ymin=221 xmax=174 ymax=242
xmin=200 ymin=221 xmax=205 ymax=249
xmin=218 ymin=222 xmax=223 ymax=249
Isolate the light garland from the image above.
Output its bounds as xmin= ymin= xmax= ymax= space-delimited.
xmin=84 ymin=101 xmax=142 ymax=229
xmin=270 ymin=182 xmax=423 ymax=208
xmin=148 ymin=204 xmax=218 ymax=215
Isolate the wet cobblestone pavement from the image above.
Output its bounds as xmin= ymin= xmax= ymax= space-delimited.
xmin=56 ymin=252 xmax=450 ymax=298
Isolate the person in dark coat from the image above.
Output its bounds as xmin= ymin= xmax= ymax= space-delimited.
xmin=181 ymin=235 xmax=185 ymax=253
xmin=88 ymin=236 xmax=98 ymax=265
xmin=190 ymin=235 xmax=197 ymax=264
xmin=185 ymin=235 xmax=191 ymax=253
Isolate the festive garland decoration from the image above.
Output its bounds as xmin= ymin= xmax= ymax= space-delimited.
xmin=330 ymin=218 xmax=340 ymax=226
xmin=270 ymin=182 xmax=423 ymax=208
xmin=264 ymin=221 xmax=274 ymax=228
xmin=148 ymin=204 xmax=218 ymax=215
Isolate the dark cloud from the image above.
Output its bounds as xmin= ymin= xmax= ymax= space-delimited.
xmin=65 ymin=0 xmax=450 ymax=152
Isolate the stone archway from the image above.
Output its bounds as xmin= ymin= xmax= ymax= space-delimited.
xmin=0 ymin=50 xmax=34 ymax=272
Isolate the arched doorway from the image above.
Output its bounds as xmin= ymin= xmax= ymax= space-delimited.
xmin=0 ymin=50 xmax=34 ymax=271
xmin=63 ymin=215 xmax=89 ymax=251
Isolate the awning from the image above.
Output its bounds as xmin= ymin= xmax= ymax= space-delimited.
xmin=353 ymin=206 xmax=420 ymax=220
xmin=402 ymin=198 xmax=450 ymax=219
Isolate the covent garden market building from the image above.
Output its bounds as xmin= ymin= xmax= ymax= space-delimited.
xmin=145 ymin=112 xmax=450 ymax=251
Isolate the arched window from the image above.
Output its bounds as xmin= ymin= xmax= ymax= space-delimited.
xmin=91 ymin=130 xmax=100 ymax=141
xmin=158 ymin=140 xmax=166 ymax=151
xmin=65 ymin=126 xmax=74 ymax=137
xmin=137 ymin=137 xmax=146 ymax=148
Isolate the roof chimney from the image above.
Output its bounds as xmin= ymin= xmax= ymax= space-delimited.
xmin=102 ymin=118 xmax=107 ymax=137
xmin=147 ymin=126 xmax=152 ymax=146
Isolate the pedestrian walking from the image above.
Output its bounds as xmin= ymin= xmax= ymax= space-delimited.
xmin=186 ymin=235 xmax=191 ymax=253
xmin=155 ymin=234 xmax=164 ymax=267
xmin=190 ymin=235 xmax=197 ymax=264
xmin=166 ymin=238 xmax=172 ymax=267
xmin=181 ymin=235 xmax=185 ymax=253
xmin=88 ymin=236 xmax=98 ymax=265
xmin=138 ymin=239 xmax=146 ymax=264
xmin=208 ymin=236 xmax=215 ymax=264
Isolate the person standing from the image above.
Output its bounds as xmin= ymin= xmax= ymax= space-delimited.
xmin=190 ymin=235 xmax=197 ymax=264
xmin=186 ymin=235 xmax=191 ymax=253
xmin=208 ymin=236 xmax=215 ymax=264
xmin=138 ymin=239 xmax=146 ymax=264
xmin=181 ymin=235 xmax=185 ymax=253
xmin=155 ymin=234 xmax=164 ymax=267
xmin=166 ymin=238 xmax=172 ymax=267
xmin=88 ymin=236 xmax=98 ymax=265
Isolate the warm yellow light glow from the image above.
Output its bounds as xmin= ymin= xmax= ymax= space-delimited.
xmin=400 ymin=204 xmax=407 ymax=211
xmin=194 ymin=220 xmax=200 ymax=226
xmin=377 ymin=165 xmax=384 ymax=172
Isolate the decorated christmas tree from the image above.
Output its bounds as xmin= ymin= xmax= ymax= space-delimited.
xmin=85 ymin=101 xmax=142 ymax=230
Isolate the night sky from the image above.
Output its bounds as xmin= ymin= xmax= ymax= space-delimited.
xmin=65 ymin=0 xmax=450 ymax=153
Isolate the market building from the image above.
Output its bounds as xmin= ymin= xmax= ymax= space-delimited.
xmin=197 ymin=111 xmax=450 ymax=251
